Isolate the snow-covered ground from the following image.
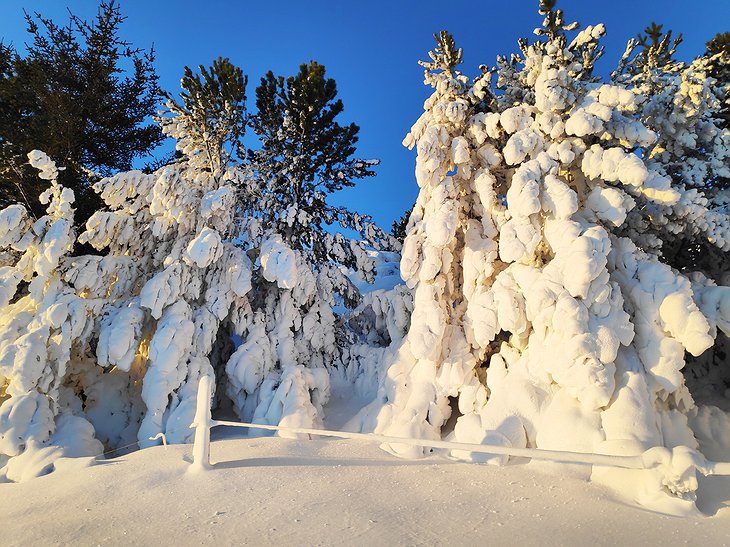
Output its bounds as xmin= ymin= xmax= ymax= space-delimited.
xmin=1 ymin=431 xmax=729 ymax=546
xmin=2 ymin=380 xmax=730 ymax=546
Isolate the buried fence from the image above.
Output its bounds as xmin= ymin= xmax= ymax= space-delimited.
xmin=188 ymin=375 xmax=730 ymax=480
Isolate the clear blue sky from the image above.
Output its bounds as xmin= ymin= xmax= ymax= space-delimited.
xmin=1 ymin=0 xmax=728 ymax=230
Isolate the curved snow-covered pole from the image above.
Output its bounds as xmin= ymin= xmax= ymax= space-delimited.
xmin=189 ymin=374 xmax=213 ymax=471
xmin=211 ymin=419 xmax=730 ymax=475
xmin=190 ymin=379 xmax=730 ymax=484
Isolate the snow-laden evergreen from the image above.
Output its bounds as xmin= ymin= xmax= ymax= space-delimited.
xmin=612 ymin=24 xmax=730 ymax=281
xmin=0 ymin=58 xmax=396 ymax=479
xmin=612 ymin=25 xmax=730 ymax=441
xmin=0 ymin=116 xmax=253 ymax=480
xmin=224 ymin=62 xmax=397 ymax=435
xmin=0 ymin=151 xmax=103 ymax=481
xmin=365 ymin=2 xmax=730 ymax=515
xmin=1 ymin=2 xmax=729 ymax=517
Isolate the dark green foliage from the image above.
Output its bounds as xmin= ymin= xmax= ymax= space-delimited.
xmin=250 ymin=61 xmax=383 ymax=267
xmin=141 ymin=150 xmax=182 ymax=174
xmin=706 ymin=32 xmax=730 ymax=57
xmin=636 ymin=22 xmax=682 ymax=67
xmin=391 ymin=205 xmax=413 ymax=243
xmin=161 ymin=57 xmax=248 ymax=171
xmin=0 ymin=1 xmax=162 ymax=225
xmin=617 ymin=22 xmax=684 ymax=76
xmin=704 ymin=32 xmax=730 ymax=130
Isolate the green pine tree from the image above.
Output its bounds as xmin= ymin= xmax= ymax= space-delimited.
xmin=160 ymin=57 xmax=248 ymax=173
xmin=390 ymin=205 xmax=413 ymax=243
xmin=0 ymin=1 xmax=162 ymax=226
xmin=250 ymin=61 xmax=382 ymax=267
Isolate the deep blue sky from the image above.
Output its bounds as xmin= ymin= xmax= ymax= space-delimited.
xmin=1 ymin=1 xmax=728 ymax=230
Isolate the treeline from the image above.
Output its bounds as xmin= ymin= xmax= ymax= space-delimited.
xmin=0 ymin=1 xmax=385 ymax=246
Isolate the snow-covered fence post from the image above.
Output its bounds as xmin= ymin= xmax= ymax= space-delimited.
xmin=190 ymin=375 xmax=213 ymax=471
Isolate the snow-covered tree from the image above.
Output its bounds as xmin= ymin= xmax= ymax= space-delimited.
xmin=612 ymin=23 xmax=730 ymax=281
xmin=0 ymin=1 xmax=163 ymax=226
xmin=368 ymin=1 xmax=730 ymax=515
xmin=611 ymin=23 xmax=730 ymax=412
xmin=363 ymin=30 xmax=495 ymax=450
xmin=224 ymin=62 xmax=396 ymax=434
xmin=0 ymin=59 xmax=253 ymax=481
xmin=0 ymin=53 xmax=401 ymax=475
xmin=704 ymin=32 xmax=730 ymax=135
xmin=163 ymin=57 xmax=248 ymax=170
xmin=0 ymin=151 xmax=103 ymax=481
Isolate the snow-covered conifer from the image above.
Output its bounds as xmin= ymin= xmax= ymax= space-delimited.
xmin=703 ymin=32 xmax=730 ymax=135
xmin=613 ymin=24 xmax=730 ymax=281
xmin=79 ymin=58 xmax=253 ymax=449
xmin=224 ymin=62 xmax=397 ymax=434
xmin=369 ymin=1 xmax=730 ymax=515
xmin=0 ymin=55 xmax=401 ymax=473
xmin=366 ymin=30 xmax=497 ymax=453
xmin=0 ymin=59 xmax=253 ymax=480
xmin=612 ymin=25 xmax=730 ymax=407
xmin=0 ymin=151 xmax=103 ymax=481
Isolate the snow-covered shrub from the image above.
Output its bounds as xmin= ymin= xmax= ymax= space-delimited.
xmin=366 ymin=2 xmax=730 ymax=515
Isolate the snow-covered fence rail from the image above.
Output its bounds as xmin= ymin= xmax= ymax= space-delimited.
xmin=189 ymin=377 xmax=730 ymax=478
